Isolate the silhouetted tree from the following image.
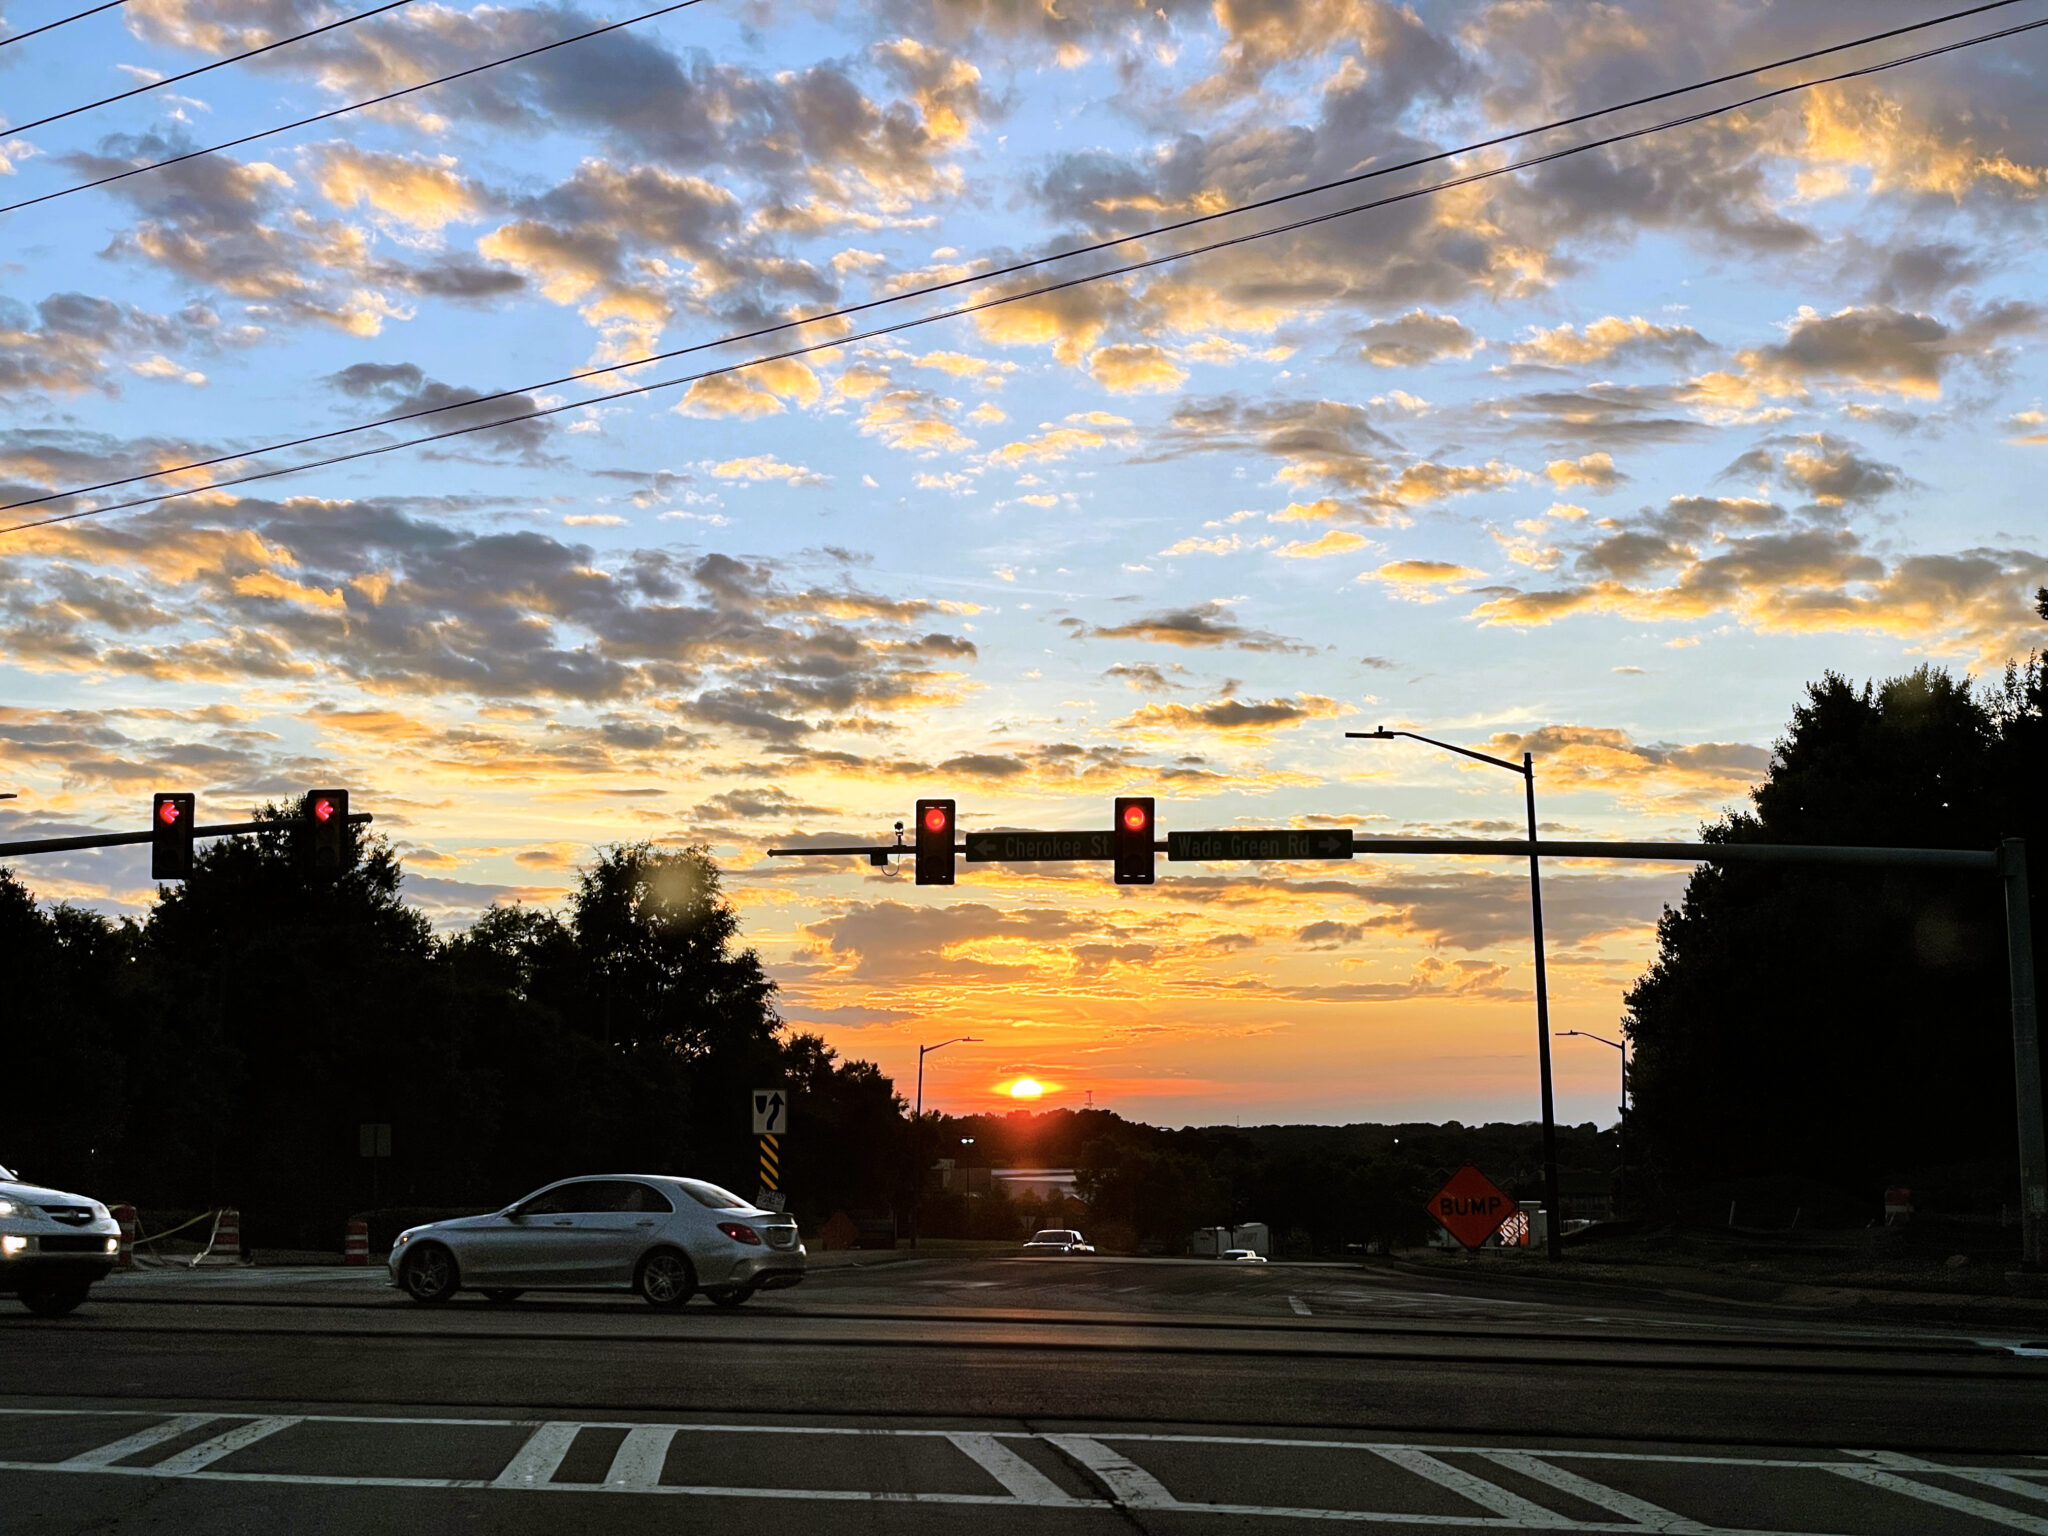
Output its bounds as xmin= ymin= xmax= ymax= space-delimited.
xmin=1625 ymin=662 xmax=2047 ymax=1214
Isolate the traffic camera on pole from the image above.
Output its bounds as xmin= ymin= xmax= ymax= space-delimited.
xmin=304 ymin=788 xmax=349 ymax=876
xmin=151 ymin=792 xmax=195 ymax=880
xmin=1113 ymin=796 xmax=1155 ymax=885
xmin=914 ymin=799 xmax=955 ymax=886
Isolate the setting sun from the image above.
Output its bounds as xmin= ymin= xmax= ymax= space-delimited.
xmin=1007 ymin=1078 xmax=1045 ymax=1101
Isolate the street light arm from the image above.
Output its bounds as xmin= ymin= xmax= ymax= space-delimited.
xmin=1557 ymin=1029 xmax=1626 ymax=1053
xmin=1345 ymin=728 xmax=1528 ymax=777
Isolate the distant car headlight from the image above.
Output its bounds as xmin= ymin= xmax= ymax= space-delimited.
xmin=1 ymin=1236 xmax=26 ymax=1256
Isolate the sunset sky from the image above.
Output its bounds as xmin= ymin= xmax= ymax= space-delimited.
xmin=3 ymin=0 xmax=2044 ymax=1128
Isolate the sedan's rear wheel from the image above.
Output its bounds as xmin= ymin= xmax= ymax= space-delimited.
xmin=636 ymin=1249 xmax=695 ymax=1308
xmin=399 ymin=1243 xmax=459 ymax=1303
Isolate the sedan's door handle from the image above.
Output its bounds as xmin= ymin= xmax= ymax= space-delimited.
xmin=552 ymin=1220 xmax=574 ymax=1227
xmin=634 ymin=1220 xmax=655 ymax=1227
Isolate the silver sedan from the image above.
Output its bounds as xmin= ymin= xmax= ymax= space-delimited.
xmin=388 ymin=1175 xmax=804 ymax=1308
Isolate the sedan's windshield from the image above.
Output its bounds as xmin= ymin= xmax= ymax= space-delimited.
xmin=1029 ymin=1231 xmax=1071 ymax=1243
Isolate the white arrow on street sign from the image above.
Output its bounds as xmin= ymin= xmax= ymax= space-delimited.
xmin=752 ymin=1088 xmax=787 ymax=1135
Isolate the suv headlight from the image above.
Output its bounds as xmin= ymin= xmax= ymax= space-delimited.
xmin=0 ymin=1200 xmax=19 ymax=1218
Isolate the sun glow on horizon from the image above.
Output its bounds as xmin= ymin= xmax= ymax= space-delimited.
xmin=1006 ymin=1077 xmax=1045 ymax=1100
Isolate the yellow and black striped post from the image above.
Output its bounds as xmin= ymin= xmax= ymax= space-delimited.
xmin=758 ymin=1133 xmax=779 ymax=1198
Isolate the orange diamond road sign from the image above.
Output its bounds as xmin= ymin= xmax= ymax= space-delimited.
xmin=1428 ymin=1164 xmax=1516 ymax=1249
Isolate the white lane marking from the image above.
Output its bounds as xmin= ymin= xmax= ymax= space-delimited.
xmin=57 ymin=1414 xmax=218 ymax=1467
xmin=149 ymin=1417 xmax=300 ymax=1474
xmin=1288 ymin=1295 xmax=1312 ymax=1316
xmin=1845 ymin=1450 xmax=2048 ymax=1510
xmin=1373 ymin=1445 xmax=1570 ymax=1527
xmin=1828 ymin=1464 xmax=2048 ymax=1533
xmin=492 ymin=1422 xmax=582 ymax=1488
xmin=1481 ymin=1450 xmax=1715 ymax=1533
xmin=945 ymin=1432 xmax=1090 ymax=1506
xmin=1045 ymin=1434 xmax=1180 ymax=1509
xmin=603 ymin=1425 xmax=678 ymax=1489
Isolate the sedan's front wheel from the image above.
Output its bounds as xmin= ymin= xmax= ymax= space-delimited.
xmin=636 ymin=1249 xmax=695 ymax=1308
xmin=399 ymin=1243 xmax=459 ymax=1303
xmin=18 ymin=1283 xmax=89 ymax=1317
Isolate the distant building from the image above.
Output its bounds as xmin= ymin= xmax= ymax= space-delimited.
xmin=1189 ymin=1222 xmax=1269 ymax=1256
xmin=991 ymin=1168 xmax=1080 ymax=1201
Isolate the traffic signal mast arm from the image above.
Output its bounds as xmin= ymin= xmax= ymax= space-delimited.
xmin=0 ymin=812 xmax=373 ymax=860
xmin=767 ymin=826 xmax=1997 ymax=872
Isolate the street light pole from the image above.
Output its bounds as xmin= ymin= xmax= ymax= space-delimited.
xmin=916 ymin=1036 xmax=982 ymax=1120
xmin=1349 ymin=727 xmax=1564 ymax=1259
xmin=910 ymin=1037 xmax=981 ymax=1252
xmin=1558 ymin=1029 xmax=1628 ymax=1218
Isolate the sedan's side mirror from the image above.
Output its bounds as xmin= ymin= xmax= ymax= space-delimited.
xmin=504 ymin=1207 xmax=526 ymax=1222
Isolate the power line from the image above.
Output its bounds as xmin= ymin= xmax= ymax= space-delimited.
xmin=5 ymin=9 xmax=2044 ymax=534
xmin=0 ymin=0 xmax=126 ymax=50
xmin=1 ymin=0 xmax=2014 ymax=224
xmin=9 ymin=1 xmax=2032 ymax=518
xmin=8 ymin=0 xmax=419 ymax=136
xmin=0 ymin=0 xmax=711 ymax=218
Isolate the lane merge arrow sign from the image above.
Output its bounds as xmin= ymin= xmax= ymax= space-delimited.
xmin=1428 ymin=1164 xmax=1516 ymax=1249
xmin=752 ymin=1088 xmax=787 ymax=1135
xmin=1167 ymin=830 xmax=1354 ymax=861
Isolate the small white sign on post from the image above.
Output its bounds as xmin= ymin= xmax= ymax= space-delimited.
xmin=751 ymin=1088 xmax=787 ymax=1135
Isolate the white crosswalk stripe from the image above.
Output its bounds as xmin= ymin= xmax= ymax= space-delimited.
xmin=150 ymin=1418 xmax=300 ymax=1474
xmin=56 ymin=1415 xmax=217 ymax=1468
xmin=602 ymin=1425 xmax=678 ymax=1489
xmin=491 ymin=1422 xmax=581 ymax=1488
xmin=1 ymin=1405 xmax=2040 ymax=1531
xmin=945 ymin=1432 xmax=1086 ymax=1506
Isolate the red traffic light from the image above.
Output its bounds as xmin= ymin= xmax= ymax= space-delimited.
xmin=1113 ymin=795 xmax=1155 ymax=885
xmin=312 ymin=796 xmax=337 ymax=823
xmin=151 ymin=792 xmax=196 ymax=880
xmin=914 ymin=798 xmax=956 ymax=886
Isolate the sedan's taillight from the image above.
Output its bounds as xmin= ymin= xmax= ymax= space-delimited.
xmin=717 ymin=1222 xmax=762 ymax=1245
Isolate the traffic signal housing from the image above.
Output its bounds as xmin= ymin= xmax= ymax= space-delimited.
xmin=1114 ymin=796 xmax=1155 ymax=885
xmin=304 ymin=788 xmax=350 ymax=876
xmin=151 ymin=792 xmax=195 ymax=880
xmin=914 ymin=799 xmax=955 ymax=886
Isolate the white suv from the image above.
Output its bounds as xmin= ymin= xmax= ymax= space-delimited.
xmin=0 ymin=1165 xmax=121 ymax=1316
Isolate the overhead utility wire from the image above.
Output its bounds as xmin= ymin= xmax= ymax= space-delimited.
xmin=2 ymin=0 xmax=2025 ymax=220
xmin=5 ymin=12 xmax=2044 ymax=534
xmin=0 ymin=0 xmax=126 ymax=49
xmin=8 ymin=0 xmax=2031 ymax=517
xmin=8 ymin=0 xmax=418 ymax=136
xmin=0 ymin=0 xmax=712 ymax=216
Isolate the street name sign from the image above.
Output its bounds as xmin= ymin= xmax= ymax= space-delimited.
xmin=1167 ymin=830 xmax=1353 ymax=862
xmin=965 ymin=830 xmax=1114 ymax=862
xmin=1428 ymin=1164 xmax=1515 ymax=1249
xmin=752 ymin=1089 xmax=788 ymax=1135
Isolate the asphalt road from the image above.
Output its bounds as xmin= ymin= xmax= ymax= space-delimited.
xmin=4 ymin=1253 xmax=2046 ymax=1533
